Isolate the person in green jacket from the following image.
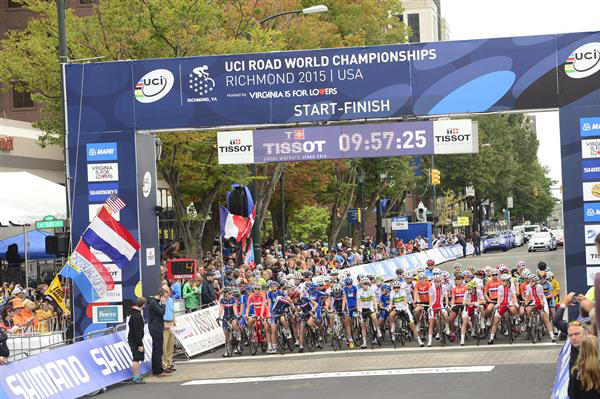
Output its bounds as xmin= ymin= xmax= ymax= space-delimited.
xmin=183 ymin=280 xmax=200 ymax=312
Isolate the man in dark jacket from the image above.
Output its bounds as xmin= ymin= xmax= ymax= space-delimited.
xmin=201 ymin=272 xmax=217 ymax=306
xmin=147 ymin=289 xmax=168 ymax=376
xmin=472 ymin=232 xmax=481 ymax=257
xmin=128 ymin=297 xmax=146 ymax=383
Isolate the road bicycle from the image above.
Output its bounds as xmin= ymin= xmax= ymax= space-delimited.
xmin=217 ymin=317 xmax=244 ymax=357
xmin=247 ymin=316 xmax=268 ymax=355
xmin=361 ymin=310 xmax=382 ymax=349
xmin=527 ymin=307 xmax=544 ymax=344
xmin=329 ymin=311 xmax=345 ymax=351
xmin=433 ymin=307 xmax=447 ymax=347
xmin=391 ymin=310 xmax=410 ymax=348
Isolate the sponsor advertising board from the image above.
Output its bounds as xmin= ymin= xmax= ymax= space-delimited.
xmin=171 ymin=306 xmax=225 ymax=357
xmin=87 ymin=163 xmax=119 ymax=182
xmin=92 ymin=305 xmax=123 ymax=323
xmin=582 ymin=181 xmax=600 ymax=201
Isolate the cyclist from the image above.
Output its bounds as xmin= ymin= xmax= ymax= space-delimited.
xmin=270 ymin=290 xmax=297 ymax=351
xmin=297 ymin=295 xmax=321 ymax=353
xmin=427 ymin=275 xmax=450 ymax=347
xmin=460 ymin=280 xmax=486 ymax=346
xmin=484 ymin=268 xmax=502 ymax=325
xmin=525 ymin=275 xmax=556 ymax=342
xmin=538 ymin=271 xmax=557 ymax=322
xmin=548 ymin=271 xmax=560 ymax=307
xmin=449 ymin=273 xmax=467 ymax=342
xmin=342 ymin=277 xmax=359 ymax=346
xmin=357 ymin=277 xmax=382 ymax=348
xmin=327 ymin=284 xmax=354 ymax=348
xmin=246 ymin=284 xmax=273 ymax=352
xmin=378 ymin=283 xmax=391 ymax=332
xmin=488 ymin=274 xmax=518 ymax=344
xmin=424 ymin=259 xmax=435 ymax=279
xmin=413 ymin=272 xmax=431 ymax=334
xmin=388 ymin=280 xmax=423 ymax=346
xmin=403 ymin=271 xmax=415 ymax=309
xmin=218 ymin=287 xmax=241 ymax=356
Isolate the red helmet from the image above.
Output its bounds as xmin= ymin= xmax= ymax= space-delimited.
xmin=289 ymin=290 xmax=300 ymax=301
xmin=426 ymin=259 xmax=435 ymax=266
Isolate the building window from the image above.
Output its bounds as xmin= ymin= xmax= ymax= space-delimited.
xmin=407 ymin=13 xmax=421 ymax=43
xmin=7 ymin=0 xmax=23 ymax=8
xmin=12 ymin=86 xmax=34 ymax=109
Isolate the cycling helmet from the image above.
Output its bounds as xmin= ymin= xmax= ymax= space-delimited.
xmin=236 ymin=277 xmax=244 ymax=286
xmin=357 ymin=274 xmax=364 ymax=281
xmin=381 ymin=284 xmax=391 ymax=292
xmin=307 ymin=282 xmax=317 ymax=291
xmin=476 ymin=269 xmax=485 ymax=276
xmin=232 ymin=288 xmax=241 ymax=298
xmin=331 ymin=269 xmax=339 ymax=276
xmin=253 ymin=283 xmax=262 ymax=290
xmin=360 ymin=277 xmax=371 ymax=285
xmin=516 ymin=260 xmax=526 ymax=268
xmin=323 ymin=275 xmax=331 ymax=283
xmin=466 ymin=281 xmax=477 ymax=290
xmin=546 ymin=271 xmax=554 ymax=279
xmin=331 ymin=285 xmax=343 ymax=294
xmin=418 ymin=272 xmax=427 ymax=280
xmin=469 ymin=266 xmax=477 ymax=274
xmin=256 ymin=264 xmax=264 ymax=271
xmin=442 ymin=271 xmax=450 ymax=278
xmin=491 ymin=268 xmax=499 ymax=276
xmin=303 ymin=271 xmax=312 ymax=278
xmin=500 ymin=274 xmax=511 ymax=281
xmin=294 ymin=271 xmax=303 ymax=279
xmin=455 ymin=272 xmax=464 ymax=279
xmin=522 ymin=268 xmax=532 ymax=276
xmin=463 ymin=270 xmax=473 ymax=278
xmin=254 ymin=270 xmax=262 ymax=277
xmin=289 ymin=290 xmax=300 ymax=301
xmin=405 ymin=271 xmax=414 ymax=279
xmin=537 ymin=270 xmax=547 ymax=279
xmin=223 ymin=286 xmax=233 ymax=295
xmin=396 ymin=268 xmax=405 ymax=275
xmin=270 ymin=281 xmax=280 ymax=288
xmin=484 ymin=266 xmax=492 ymax=274
xmin=344 ymin=277 xmax=353 ymax=285
xmin=433 ymin=268 xmax=442 ymax=276
xmin=433 ymin=275 xmax=442 ymax=283
xmin=453 ymin=263 xmax=462 ymax=270
xmin=367 ymin=274 xmax=375 ymax=281
xmin=285 ymin=281 xmax=295 ymax=290
xmin=426 ymin=259 xmax=435 ymax=266
xmin=392 ymin=280 xmax=402 ymax=288
xmin=375 ymin=276 xmax=385 ymax=283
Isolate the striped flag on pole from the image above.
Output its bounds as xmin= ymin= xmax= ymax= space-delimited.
xmin=551 ymin=339 xmax=571 ymax=399
xmin=105 ymin=193 xmax=126 ymax=214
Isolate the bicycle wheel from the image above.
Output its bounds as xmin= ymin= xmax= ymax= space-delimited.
xmin=506 ymin=316 xmax=514 ymax=344
xmin=399 ymin=318 xmax=406 ymax=346
xmin=286 ymin=327 xmax=295 ymax=352
xmin=260 ymin=323 xmax=268 ymax=353
xmin=438 ymin=315 xmax=446 ymax=347
xmin=473 ymin=315 xmax=480 ymax=346
xmin=368 ymin=320 xmax=375 ymax=349
xmin=305 ymin=328 xmax=315 ymax=352
xmin=277 ymin=327 xmax=286 ymax=355
xmin=530 ymin=316 xmax=538 ymax=344
xmin=236 ymin=333 xmax=245 ymax=356
xmin=536 ymin=318 xmax=543 ymax=342
xmin=249 ymin=326 xmax=258 ymax=356
xmin=352 ymin=318 xmax=362 ymax=345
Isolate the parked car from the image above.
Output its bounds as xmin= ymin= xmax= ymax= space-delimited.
xmin=483 ymin=233 xmax=511 ymax=253
xmin=551 ymin=229 xmax=564 ymax=246
xmin=528 ymin=231 xmax=557 ymax=252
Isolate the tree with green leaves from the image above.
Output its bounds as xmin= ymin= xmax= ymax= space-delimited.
xmin=0 ymin=0 xmax=409 ymax=258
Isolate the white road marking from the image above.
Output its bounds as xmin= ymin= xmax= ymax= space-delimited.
xmin=178 ymin=342 xmax=557 ymax=364
xmin=181 ymin=366 xmax=495 ymax=385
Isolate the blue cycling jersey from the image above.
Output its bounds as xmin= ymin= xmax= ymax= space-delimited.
xmin=344 ymin=285 xmax=358 ymax=309
xmin=331 ymin=294 xmax=344 ymax=312
xmin=267 ymin=290 xmax=285 ymax=311
xmin=220 ymin=297 xmax=236 ymax=319
xmin=379 ymin=293 xmax=390 ymax=308
xmin=272 ymin=296 xmax=291 ymax=315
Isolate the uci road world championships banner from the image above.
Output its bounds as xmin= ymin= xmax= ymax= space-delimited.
xmin=65 ymin=32 xmax=600 ymax=335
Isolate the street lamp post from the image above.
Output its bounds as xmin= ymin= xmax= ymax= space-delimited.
xmin=249 ymin=5 xmax=328 ymax=265
xmin=358 ymin=171 xmax=365 ymax=242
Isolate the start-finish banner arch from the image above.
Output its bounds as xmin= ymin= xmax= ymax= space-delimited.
xmin=65 ymin=31 xmax=600 ymax=335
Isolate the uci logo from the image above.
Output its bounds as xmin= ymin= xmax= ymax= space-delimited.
xmin=134 ymin=69 xmax=175 ymax=103
xmin=565 ymin=42 xmax=600 ymax=79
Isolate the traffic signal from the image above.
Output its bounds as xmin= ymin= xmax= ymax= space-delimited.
xmin=533 ymin=186 xmax=539 ymax=197
xmin=430 ymin=169 xmax=441 ymax=185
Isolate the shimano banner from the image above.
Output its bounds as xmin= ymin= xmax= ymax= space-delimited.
xmin=0 ymin=331 xmax=151 ymax=399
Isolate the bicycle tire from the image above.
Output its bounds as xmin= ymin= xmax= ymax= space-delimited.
xmin=400 ymin=318 xmax=407 ymax=346
xmin=438 ymin=315 xmax=446 ymax=347
xmin=352 ymin=318 xmax=362 ymax=345
xmin=473 ymin=315 xmax=480 ymax=346
xmin=260 ymin=323 xmax=268 ymax=353
xmin=277 ymin=328 xmax=286 ymax=355
xmin=507 ymin=316 xmax=514 ymax=344
xmin=307 ymin=328 xmax=316 ymax=352
xmin=249 ymin=328 xmax=258 ymax=356
xmin=236 ymin=334 xmax=244 ymax=356
xmin=286 ymin=328 xmax=295 ymax=352
xmin=531 ymin=316 xmax=538 ymax=344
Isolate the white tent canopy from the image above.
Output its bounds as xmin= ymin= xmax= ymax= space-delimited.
xmin=0 ymin=172 xmax=67 ymax=225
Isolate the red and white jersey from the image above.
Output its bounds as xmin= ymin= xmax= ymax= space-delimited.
xmin=463 ymin=288 xmax=485 ymax=305
xmin=429 ymin=285 xmax=448 ymax=308
xmin=496 ymin=284 xmax=517 ymax=307
xmin=525 ymin=283 xmax=549 ymax=312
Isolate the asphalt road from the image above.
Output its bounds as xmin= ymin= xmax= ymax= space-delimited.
xmin=98 ymin=246 xmax=564 ymax=399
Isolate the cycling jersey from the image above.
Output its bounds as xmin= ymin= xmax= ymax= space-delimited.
xmin=497 ymin=285 xmax=517 ymax=308
xmin=267 ymin=289 xmax=285 ymax=311
xmin=452 ymin=285 xmax=467 ymax=305
xmin=402 ymin=281 xmax=414 ymax=304
xmin=429 ymin=285 xmax=447 ymax=309
xmin=220 ymin=297 xmax=236 ymax=319
xmin=271 ymin=296 xmax=292 ymax=316
xmin=299 ymin=298 xmax=318 ymax=315
xmin=541 ymin=282 xmax=555 ymax=307
xmin=390 ymin=288 xmax=409 ymax=311
xmin=343 ymin=285 xmax=358 ymax=309
xmin=485 ymin=279 xmax=502 ymax=301
xmin=357 ymin=288 xmax=376 ymax=311
xmin=247 ymin=292 xmax=269 ymax=317
xmin=472 ymin=277 xmax=485 ymax=290
xmin=462 ymin=288 xmax=485 ymax=318
xmin=330 ymin=294 xmax=344 ymax=313
xmin=415 ymin=281 xmax=431 ymax=303
xmin=425 ymin=269 xmax=434 ymax=279
xmin=525 ymin=283 xmax=549 ymax=313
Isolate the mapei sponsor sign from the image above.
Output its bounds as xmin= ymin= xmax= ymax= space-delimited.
xmin=432 ymin=120 xmax=479 ymax=154
xmin=584 ymin=203 xmax=600 ymax=222
xmin=86 ymin=142 xmax=117 ymax=161
xmin=580 ymin=117 xmax=600 ymax=137
xmin=0 ymin=331 xmax=151 ymax=399
xmin=87 ymin=163 xmax=119 ymax=182
xmin=216 ymin=130 xmax=254 ymax=164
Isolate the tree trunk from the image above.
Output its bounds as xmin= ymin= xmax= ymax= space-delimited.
xmin=328 ymin=166 xmax=357 ymax=247
xmin=254 ymin=163 xmax=285 ymax=244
